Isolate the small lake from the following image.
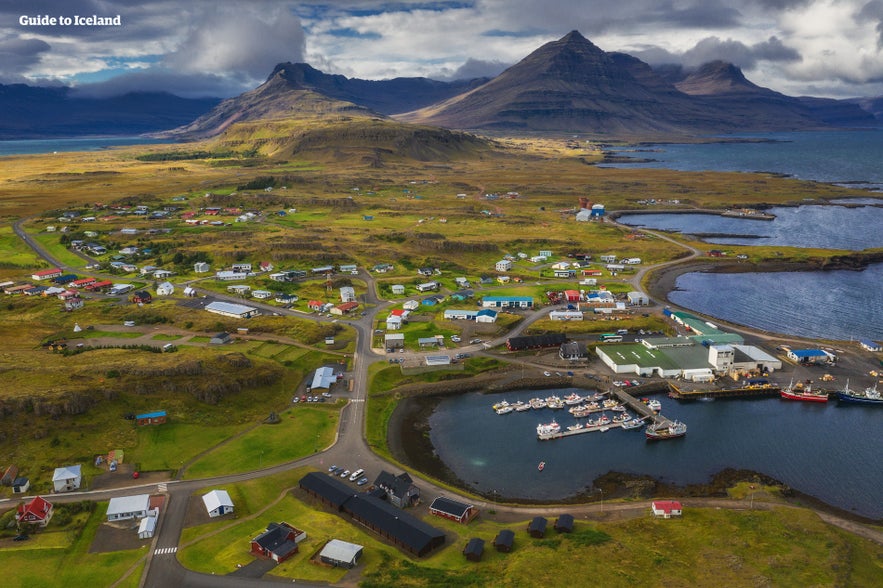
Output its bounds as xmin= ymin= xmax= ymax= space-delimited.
xmin=616 ymin=204 xmax=883 ymax=250
xmin=429 ymin=387 xmax=883 ymax=519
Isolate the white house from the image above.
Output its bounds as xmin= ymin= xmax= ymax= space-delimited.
xmin=403 ymin=300 xmax=419 ymax=310
xmin=627 ymin=291 xmax=650 ymax=306
xmin=391 ymin=284 xmax=405 ymax=295
xmin=216 ymin=271 xmax=248 ymax=281
xmin=52 ymin=464 xmax=82 ymax=492
xmin=651 ymin=501 xmax=682 ymax=519
xmin=340 ymin=286 xmax=356 ymax=302
xmin=138 ymin=510 xmax=158 ymax=539
xmin=156 ymin=282 xmax=174 ymax=296
xmin=251 ymin=290 xmax=273 ymax=300
xmin=495 ymin=259 xmax=512 ymax=272
xmin=107 ymin=494 xmax=151 ymax=521
xmin=194 ymin=262 xmax=210 ymax=273
xmin=202 ymin=489 xmax=234 ymax=518
xmin=386 ymin=315 xmax=403 ymax=330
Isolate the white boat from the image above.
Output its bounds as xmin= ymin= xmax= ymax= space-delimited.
xmin=495 ymin=405 xmax=513 ymax=415
xmin=529 ymin=397 xmax=547 ymax=409
xmin=564 ymin=393 xmax=583 ymax=405
xmin=566 ymin=423 xmax=584 ymax=432
xmin=621 ymin=417 xmax=645 ymax=430
xmin=536 ymin=420 xmax=561 ymax=438
xmin=515 ymin=402 xmax=531 ymax=412
xmin=647 ymin=399 xmax=662 ymax=411
xmin=491 ymin=400 xmax=510 ymax=411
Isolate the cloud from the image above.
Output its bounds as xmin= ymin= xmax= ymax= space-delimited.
xmin=678 ymin=35 xmax=801 ymax=69
xmin=433 ymin=57 xmax=510 ymax=80
xmin=0 ymin=36 xmax=52 ymax=81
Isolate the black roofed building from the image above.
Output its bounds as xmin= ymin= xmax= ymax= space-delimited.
xmin=462 ymin=537 xmax=485 ymax=562
xmin=343 ymin=494 xmax=446 ymax=557
xmin=527 ymin=516 xmax=548 ymax=538
xmin=554 ymin=513 xmax=574 ymax=533
xmin=493 ymin=529 xmax=515 ymax=552
xmin=506 ymin=333 xmax=567 ymax=351
xmin=374 ymin=470 xmax=420 ymax=509
xmin=250 ymin=522 xmax=306 ymax=563
xmin=299 ymin=472 xmax=356 ymax=511
xmin=429 ymin=496 xmax=478 ymax=524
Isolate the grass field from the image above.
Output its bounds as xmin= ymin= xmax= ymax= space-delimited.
xmin=184 ymin=406 xmax=341 ymax=478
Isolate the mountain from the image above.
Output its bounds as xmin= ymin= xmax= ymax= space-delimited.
xmin=397 ymin=31 xmax=712 ymax=134
xmin=0 ymin=84 xmax=219 ymax=139
xmin=397 ymin=31 xmax=873 ymax=134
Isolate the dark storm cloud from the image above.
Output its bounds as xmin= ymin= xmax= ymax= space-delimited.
xmin=0 ymin=36 xmax=51 ymax=73
xmin=858 ymin=0 xmax=883 ymax=48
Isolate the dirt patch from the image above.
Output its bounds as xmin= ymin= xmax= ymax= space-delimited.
xmin=90 ymin=519 xmax=151 ymax=553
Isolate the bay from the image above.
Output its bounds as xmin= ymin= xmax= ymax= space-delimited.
xmin=0 ymin=136 xmax=165 ymax=156
xmin=668 ymin=263 xmax=883 ymax=341
xmin=430 ymin=388 xmax=883 ymax=519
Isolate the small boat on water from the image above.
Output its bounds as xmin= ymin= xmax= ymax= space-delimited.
xmin=529 ymin=397 xmax=547 ymax=409
xmin=495 ymin=405 xmax=513 ymax=415
xmin=621 ymin=417 xmax=645 ymax=430
xmin=780 ymin=379 xmax=828 ymax=403
xmin=566 ymin=423 xmax=584 ymax=432
xmin=547 ymin=398 xmax=565 ymax=410
xmin=538 ymin=461 xmax=545 ymax=471
xmin=492 ymin=400 xmax=510 ymax=411
xmin=564 ymin=393 xmax=583 ymax=405
xmin=645 ymin=420 xmax=687 ymax=441
xmin=647 ymin=399 xmax=662 ymax=411
xmin=836 ymin=380 xmax=882 ymax=405
xmin=602 ymin=399 xmax=619 ymax=409
xmin=515 ymin=402 xmax=532 ymax=412
xmin=612 ymin=412 xmax=631 ymax=423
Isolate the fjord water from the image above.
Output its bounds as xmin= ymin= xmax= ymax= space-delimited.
xmin=430 ymin=389 xmax=883 ymax=519
xmin=0 ymin=136 xmax=163 ymax=156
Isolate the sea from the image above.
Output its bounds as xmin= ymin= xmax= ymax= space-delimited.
xmin=0 ymin=136 xmax=164 ymax=156
xmin=430 ymin=130 xmax=883 ymax=519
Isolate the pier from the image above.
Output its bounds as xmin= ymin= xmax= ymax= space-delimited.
xmin=667 ymin=382 xmax=781 ymax=400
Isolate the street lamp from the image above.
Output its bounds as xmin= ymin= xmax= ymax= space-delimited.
xmin=596 ymin=487 xmax=604 ymax=512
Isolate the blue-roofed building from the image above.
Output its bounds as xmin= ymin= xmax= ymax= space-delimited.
xmin=860 ymin=339 xmax=881 ymax=352
xmin=787 ymin=349 xmax=835 ymax=364
xmin=481 ymin=296 xmax=533 ymax=309
xmin=136 ymin=410 xmax=167 ymax=426
xmin=476 ymin=309 xmax=498 ymax=323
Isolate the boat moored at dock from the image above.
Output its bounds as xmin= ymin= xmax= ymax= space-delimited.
xmin=836 ymin=381 xmax=882 ymax=405
xmin=645 ymin=420 xmax=687 ymax=441
xmin=780 ymin=379 xmax=829 ymax=403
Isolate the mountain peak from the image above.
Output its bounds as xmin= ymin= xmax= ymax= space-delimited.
xmin=675 ymin=61 xmax=761 ymax=95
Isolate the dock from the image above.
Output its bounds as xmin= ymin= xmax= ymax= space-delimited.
xmin=667 ymin=382 xmax=781 ymax=400
xmin=537 ymin=420 xmax=626 ymax=440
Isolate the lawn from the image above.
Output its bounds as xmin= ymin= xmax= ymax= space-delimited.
xmin=128 ymin=422 xmax=248 ymax=472
xmin=184 ymin=406 xmax=341 ymax=478
xmin=0 ymin=226 xmax=45 ymax=268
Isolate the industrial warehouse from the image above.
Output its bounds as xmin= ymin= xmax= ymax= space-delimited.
xmin=596 ymin=310 xmax=782 ymax=381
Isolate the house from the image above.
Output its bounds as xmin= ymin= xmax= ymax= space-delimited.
xmin=319 ymin=539 xmax=364 ymax=569
xmin=12 ymin=477 xmax=30 ymax=494
xmin=339 ymin=264 xmax=357 ymax=274
xmin=403 ymin=299 xmax=419 ymax=310
xmin=429 ymin=496 xmax=478 ymax=524
xmin=52 ymin=464 xmax=82 ymax=492
xmin=563 ymin=289 xmax=581 ymax=302
xmin=651 ymin=501 xmax=683 ymax=518
xmin=549 ymin=311 xmax=583 ymax=321
xmin=415 ymin=281 xmax=439 ymax=293
xmin=205 ymin=301 xmax=260 ymax=319
xmin=138 ymin=511 xmax=158 ymax=539
xmin=495 ymin=260 xmax=513 ymax=272
xmin=481 ymin=296 xmax=533 ymax=309
xmin=227 ymin=284 xmax=251 ymax=295
xmin=231 ymin=263 xmax=252 ymax=272
xmin=251 ymin=290 xmax=273 ymax=300
xmin=64 ymin=297 xmax=84 ymax=311
xmin=451 ymin=289 xmax=473 ymax=301
xmin=330 ymin=301 xmax=360 ymax=315
xmin=476 ymin=309 xmax=498 ymax=323
xmin=155 ymin=282 xmax=174 ymax=296
xmin=444 ymin=309 xmax=478 ymax=321
xmin=417 ymin=267 xmax=434 ymax=276
xmin=153 ymin=269 xmax=173 ymax=279
xmin=215 ymin=271 xmax=249 ymax=281
xmin=107 ymin=494 xmax=151 ymax=521
xmin=493 ymin=529 xmax=515 ymax=552
xmin=32 ymin=268 xmax=63 ymax=281
xmin=539 ymin=249 xmax=553 ymax=258
xmin=374 ymin=471 xmax=420 ymax=508
xmin=386 ymin=315 xmax=403 ymax=330
xmin=527 ymin=516 xmax=548 ymax=538
xmin=859 ymin=339 xmax=881 ymax=352
xmin=418 ymin=337 xmax=441 ymax=348
xmin=391 ymin=284 xmax=405 ymax=295
xmin=136 ymin=410 xmax=167 ymax=426
xmin=463 ymin=538 xmax=485 ymax=561
xmin=1 ymin=465 xmax=18 ymax=486
xmin=308 ymin=300 xmax=324 ymax=311
xmin=16 ymin=496 xmax=53 ymax=527
xmin=194 ymin=262 xmax=210 ymax=273
xmin=422 ymin=295 xmax=444 ymax=306
xmin=340 ymin=286 xmax=356 ymax=302
xmin=132 ymin=291 xmax=152 ymax=304
xmin=628 ymin=291 xmax=650 ymax=306
xmin=384 ymin=333 xmax=405 ymax=349
xmin=259 ymin=261 xmax=273 ymax=272
xmin=202 ymin=489 xmax=234 ymax=517
xmin=559 ymin=341 xmax=589 ymax=361
xmin=210 ymin=332 xmax=232 ymax=345
xmin=250 ymin=522 xmax=306 ymax=563
xmin=275 ymin=293 xmax=297 ymax=304
xmin=310 ymin=367 xmax=337 ymax=390
xmin=554 ymin=514 xmax=574 ymax=533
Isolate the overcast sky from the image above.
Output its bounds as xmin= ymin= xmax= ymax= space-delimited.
xmin=4 ymin=0 xmax=883 ymax=99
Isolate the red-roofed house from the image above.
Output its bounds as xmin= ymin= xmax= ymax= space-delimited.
xmin=16 ymin=496 xmax=54 ymax=527
xmin=389 ymin=309 xmax=408 ymax=317
xmin=330 ymin=301 xmax=359 ymax=316
xmin=32 ymin=268 xmax=62 ymax=281
xmin=651 ymin=501 xmax=682 ymax=518
xmin=259 ymin=261 xmax=273 ymax=272
xmin=563 ymin=289 xmax=581 ymax=302
xmin=308 ymin=300 xmax=324 ymax=311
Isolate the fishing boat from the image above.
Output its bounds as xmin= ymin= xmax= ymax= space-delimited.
xmin=566 ymin=423 xmax=584 ymax=432
xmin=647 ymin=399 xmax=662 ymax=411
xmin=621 ymin=417 xmax=645 ymax=430
xmin=529 ymin=397 xmax=547 ymax=409
xmin=780 ymin=379 xmax=828 ymax=403
xmin=836 ymin=380 xmax=883 ymax=405
xmin=612 ymin=412 xmax=631 ymax=423
xmin=537 ymin=461 xmax=545 ymax=471
xmin=536 ymin=420 xmax=561 ymax=439
xmin=515 ymin=402 xmax=532 ymax=412
xmin=546 ymin=397 xmax=565 ymax=410
xmin=563 ymin=393 xmax=583 ymax=405
xmin=491 ymin=400 xmax=510 ymax=412
xmin=645 ymin=420 xmax=687 ymax=441
xmin=495 ymin=405 xmax=513 ymax=415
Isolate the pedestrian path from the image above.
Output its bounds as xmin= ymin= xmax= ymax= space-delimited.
xmin=154 ymin=546 xmax=178 ymax=555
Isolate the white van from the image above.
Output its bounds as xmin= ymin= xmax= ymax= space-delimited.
xmin=349 ymin=468 xmax=364 ymax=482
xmin=162 ymin=343 xmax=175 ymax=352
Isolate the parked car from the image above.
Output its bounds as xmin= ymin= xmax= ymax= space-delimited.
xmin=357 ymin=477 xmax=369 ymax=486
xmin=328 ymin=465 xmax=339 ymax=473
xmin=13 ymin=534 xmax=29 ymax=542
xmin=339 ymin=469 xmax=350 ymax=478
xmin=450 ymin=335 xmax=461 ymax=342
xmin=470 ymin=338 xmax=482 ymax=344
xmin=322 ymin=392 xmax=331 ymax=398
xmin=543 ymin=371 xmax=551 ymax=377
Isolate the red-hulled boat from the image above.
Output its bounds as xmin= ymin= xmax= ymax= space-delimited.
xmin=780 ymin=379 xmax=828 ymax=403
